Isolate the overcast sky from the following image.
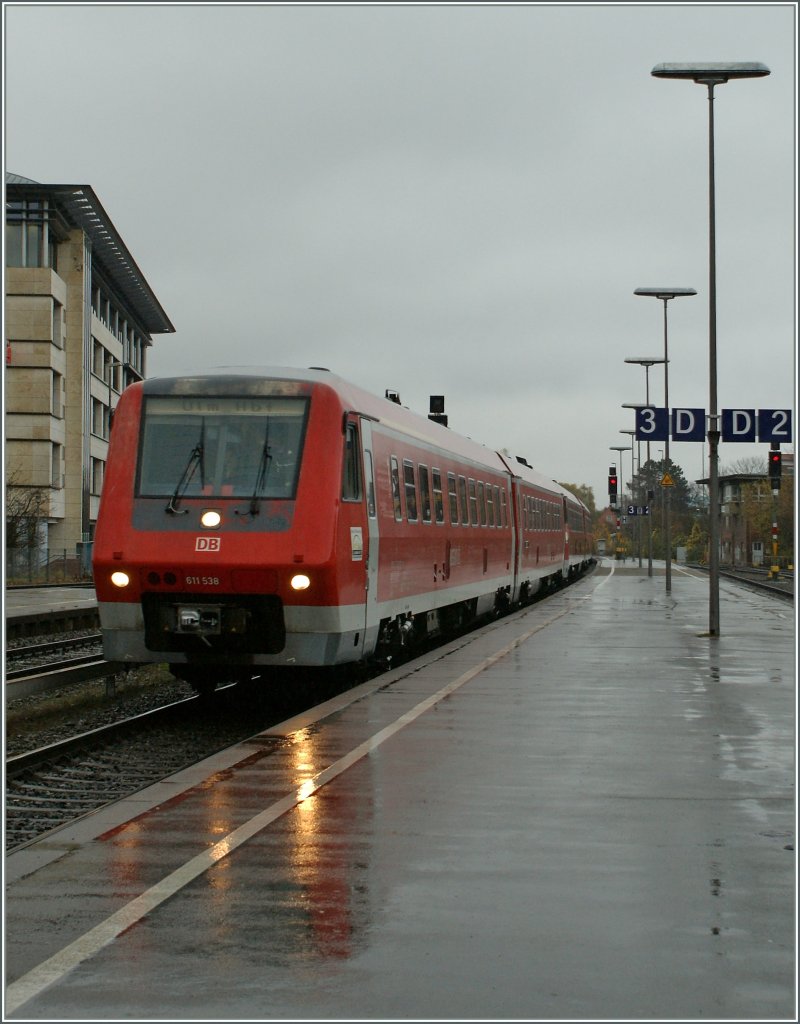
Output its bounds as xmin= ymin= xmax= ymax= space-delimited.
xmin=4 ymin=2 xmax=796 ymax=505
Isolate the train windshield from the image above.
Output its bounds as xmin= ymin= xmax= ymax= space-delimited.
xmin=137 ymin=396 xmax=309 ymax=500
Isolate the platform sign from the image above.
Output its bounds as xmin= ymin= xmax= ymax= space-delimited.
xmin=722 ymin=409 xmax=757 ymax=442
xmin=634 ymin=406 xmax=792 ymax=442
xmin=627 ymin=505 xmax=650 ymax=516
xmin=757 ymin=409 xmax=793 ymax=443
xmin=671 ymin=408 xmax=705 ymax=442
xmin=635 ymin=407 xmax=669 ymax=441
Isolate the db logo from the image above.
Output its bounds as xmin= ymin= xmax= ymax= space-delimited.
xmin=195 ymin=537 xmax=221 ymax=552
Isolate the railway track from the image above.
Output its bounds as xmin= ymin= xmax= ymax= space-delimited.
xmin=5 ymin=633 xmax=115 ymax=700
xmin=689 ymin=563 xmax=794 ymax=601
xmin=4 ymin=674 xmax=348 ymax=853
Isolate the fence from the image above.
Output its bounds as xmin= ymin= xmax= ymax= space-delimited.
xmin=5 ymin=544 xmax=94 ymax=585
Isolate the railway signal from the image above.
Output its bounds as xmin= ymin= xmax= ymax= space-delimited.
xmin=608 ymin=466 xmax=618 ymax=506
xmin=768 ymin=444 xmax=781 ymax=490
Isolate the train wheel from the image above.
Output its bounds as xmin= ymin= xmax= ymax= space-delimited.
xmin=170 ymin=666 xmax=218 ymax=697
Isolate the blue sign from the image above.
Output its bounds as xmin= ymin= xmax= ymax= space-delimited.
xmin=635 ymin=407 xmax=669 ymax=441
xmin=757 ymin=409 xmax=793 ymax=443
xmin=722 ymin=409 xmax=757 ymax=442
xmin=626 ymin=505 xmax=651 ymax=516
xmin=671 ymin=408 xmax=705 ymax=442
xmin=633 ymin=406 xmax=792 ymax=443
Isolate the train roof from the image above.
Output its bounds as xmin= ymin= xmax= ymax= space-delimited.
xmin=143 ymin=366 xmax=586 ymax=507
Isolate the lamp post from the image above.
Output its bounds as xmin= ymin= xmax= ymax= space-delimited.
xmin=622 ymin=401 xmax=651 ymax=577
xmin=619 ymin=429 xmax=640 ymax=566
xmin=624 ymin=358 xmax=666 ymax=577
xmin=634 ymin=288 xmax=696 ymax=595
xmin=651 ymin=62 xmax=770 ymax=635
xmin=610 ymin=445 xmax=632 ymax=561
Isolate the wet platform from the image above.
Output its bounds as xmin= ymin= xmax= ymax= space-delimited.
xmin=4 ymin=586 xmax=99 ymax=637
xmin=4 ymin=562 xmax=795 ymax=1020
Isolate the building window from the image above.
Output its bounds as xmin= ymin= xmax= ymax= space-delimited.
xmin=51 ymin=372 xmax=63 ymax=418
xmin=51 ymin=444 xmax=63 ymax=489
xmin=5 ymin=200 xmax=51 ymax=268
xmin=91 ymin=457 xmax=104 ymax=495
xmin=52 ymin=300 xmax=63 ymax=348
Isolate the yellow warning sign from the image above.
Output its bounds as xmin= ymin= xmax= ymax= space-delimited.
xmin=661 ymin=473 xmax=675 ymax=487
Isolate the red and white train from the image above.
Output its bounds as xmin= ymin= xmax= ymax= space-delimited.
xmin=93 ymin=367 xmax=593 ymax=693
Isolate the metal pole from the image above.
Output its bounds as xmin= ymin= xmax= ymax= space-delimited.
xmin=645 ymin=366 xmax=653 ymax=577
xmin=662 ymin=297 xmax=672 ymax=595
xmin=707 ymin=82 xmax=721 ymax=636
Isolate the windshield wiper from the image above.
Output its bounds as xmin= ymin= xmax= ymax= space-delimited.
xmin=165 ymin=420 xmax=205 ymax=514
xmin=236 ymin=418 xmax=271 ymax=519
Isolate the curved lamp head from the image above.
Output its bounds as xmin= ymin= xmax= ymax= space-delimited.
xmin=634 ymin=288 xmax=696 ymax=301
xmin=625 ymin=357 xmax=667 ymax=367
xmin=652 ymin=62 xmax=770 ymax=85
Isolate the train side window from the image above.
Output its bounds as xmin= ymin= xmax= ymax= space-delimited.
xmin=432 ymin=469 xmax=444 ymax=524
xmin=500 ymin=489 xmax=508 ymax=528
xmin=419 ymin=465 xmax=432 ymax=523
xmin=364 ymin=449 xmax=376 ymax=518
xmin=390 ymin=456 xmax=403 ymax=521
xmin=494 ymin=485 xmax=501 ymax=526
xmin=486 ymin=484 xmax=495 ymax=527
xmin=468 ymin=479 xmax=478 ymax=526
xmin=447 ymin=472 xmax=459 ymax=525
xmin=404 ymin=459 xmax=418 ymax=522
xmin=458 ymin=476 xmax=469 ymax=525
xmin=342 ymin=423 xmax=361 ymax=502
xmin=475 ymin=481 xmax=487 ymax=524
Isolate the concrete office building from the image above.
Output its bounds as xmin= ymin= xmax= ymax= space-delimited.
xmin=5 ymin=173 xmax=174 ymax=559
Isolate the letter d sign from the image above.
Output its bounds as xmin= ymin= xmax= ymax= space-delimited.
xmin=671 ymin=408 xmax=705 ymax=442
xmin=722 ymin=409 xmax=756 ymax=443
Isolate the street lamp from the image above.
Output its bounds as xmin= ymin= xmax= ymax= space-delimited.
xmin=623 ymin=402 xmax=655 ymax=576
xmin=610 ymin=445 xmax=631 ymax=561
xmin=624 ymin=357 xmax=666 ymax=577
xmin=651 ymin=61 xmax=770 ymax=635
xmin=619 ymin=429 xmax=640 ymax=566
xmin=634 ymin=288 xmax=696 ymax=595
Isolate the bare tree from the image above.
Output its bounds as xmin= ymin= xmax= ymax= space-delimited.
xmin=720 ymin=455 xmax=768 ymax=476
xmin=5 ymin=465 xmax=48 ymax=548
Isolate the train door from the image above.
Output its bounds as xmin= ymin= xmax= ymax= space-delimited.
xmin=509 ymin=476 xmax=524 ymax=603
xmin=359 ymin=418 xmax=381 ymax=656
xmin=563 ymin=496 xmax=570 ymax=573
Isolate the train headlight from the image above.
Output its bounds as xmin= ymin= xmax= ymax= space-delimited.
xmin=110 ymin=571 xmax=130 ymax=588
xmin=200 ymin=509 xmax=222 ymax=529
xmin=290 ymin=574 xmax=311 ymax=591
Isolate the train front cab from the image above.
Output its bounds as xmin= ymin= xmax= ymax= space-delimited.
xmin=93 ymin=376 xmax=381 ymax=684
